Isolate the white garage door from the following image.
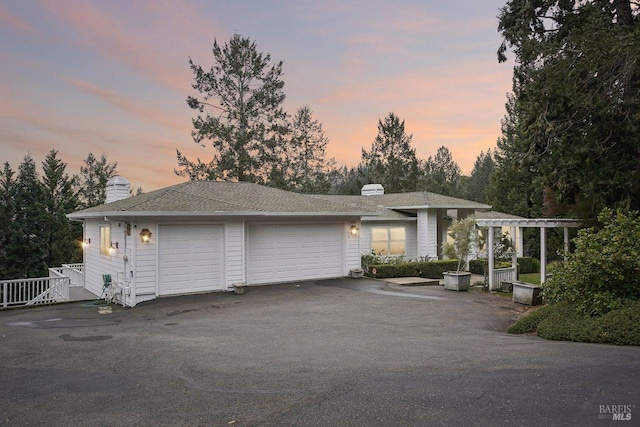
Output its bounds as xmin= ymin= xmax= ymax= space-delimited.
xmin=248 ymin=223 xmax=345 ymax=284
xmin=158 ymin=224 xmax=224 ymax=295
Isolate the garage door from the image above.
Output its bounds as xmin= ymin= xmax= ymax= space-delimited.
xmin=248 ymin=223 xmax=345 ymax=284
xmin=158 ymin=224 xmax=224 ymax=295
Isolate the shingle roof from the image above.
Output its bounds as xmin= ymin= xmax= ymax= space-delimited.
xmin=68 ymin=181 xmax=375 ymax=218
xmin=68 ymin=181 xmax=493 ymax=220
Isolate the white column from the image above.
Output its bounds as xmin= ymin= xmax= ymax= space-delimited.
xmin=563 ymin=227 xmax=569 ymax=260
xmin=510 ymin=226 xmax=518 ymax=272
xmin=488 ymin=226 xmax=495 ymax=290
xmin=540 ymin=227 xmax=547 ymax=284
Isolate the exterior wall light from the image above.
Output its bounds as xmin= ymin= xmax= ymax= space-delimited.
xmin=140 ymin=229 xmax=152 ymax=243
xmin=350 ymin=224 xmax=359 ymax=237
xmin=81 ymin=238 xmax=91 ymax=248
xmin=109 ymin=241 xmax=118 ymax=255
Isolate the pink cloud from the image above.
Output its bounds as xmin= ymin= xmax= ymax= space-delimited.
xmin=38 ymin=0 xmax=192 ymax=94
xmin=65 ymin=78 xmax=192 ymax=134
xmin=0 ymin=4 xmax=41 ymax=38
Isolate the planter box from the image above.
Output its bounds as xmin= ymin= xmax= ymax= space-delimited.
xmin=512 ymin=282 xmax=542 ymax=306
xmin=443 ymin=272 xmax=471 ymax=291
xmin=350 ymin=269 xmax=363 ymax=279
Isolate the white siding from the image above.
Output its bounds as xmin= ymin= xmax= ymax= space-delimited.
xmin=133 ymin=222 xmax=157 ymax=304
xmin=346 ymin=221 xmax=361 ymax=271
xmin=225 ymin=219 xmax=244 ymax=288
xmin=83 ymin=219 xmax=128 ymax=300
xmin=426 ymin=210 xmax=438 ymax=258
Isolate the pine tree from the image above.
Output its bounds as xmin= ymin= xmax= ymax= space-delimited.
xmin=0 ymin=162 xmax=16 ymax=279
xmin=6 ymin=156 xmax=48 ymax=278
xmin=177 ymin=34 xmax=288 ymax=183
xmin=287 ymin=105 xmax=334 ymax=193
xmin=78 ymin=153 xmax=118 ymax=208
xmin=420 ymin=146 xmax=462 ymax=197
xmin=361 ymin=113 xmax=420 ymax=193
xmin=465 ymin=149 xmax=495 ymax=203
xmin=41 ymin=150 xmax=81 ymax=267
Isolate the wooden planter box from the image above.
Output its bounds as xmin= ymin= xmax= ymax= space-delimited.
xmin=512 ymin=281 xmax=542 ymax=306
xmin=443 ymin=272 xmax=471 ymax=291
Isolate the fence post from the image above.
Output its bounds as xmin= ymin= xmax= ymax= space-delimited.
xmin=2 ymin=283 xmax=6 ymax=308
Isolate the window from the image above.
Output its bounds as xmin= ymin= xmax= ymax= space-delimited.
xmin=100 ymin=225 xmax=111 ymax=256
xmin=371 ymin=227 xmax=406 ymax=255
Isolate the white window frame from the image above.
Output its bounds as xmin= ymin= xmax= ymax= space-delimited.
xmin=371 ymin=226 xmax=406 ymax=256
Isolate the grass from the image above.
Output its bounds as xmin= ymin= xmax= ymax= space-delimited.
xmin=508 ymin=300 xmax=640 ymax=346
xmin=517 ymin=273 xmax=540 ymax=285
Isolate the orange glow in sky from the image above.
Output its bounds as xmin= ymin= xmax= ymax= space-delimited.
xmin=1 ymin=1 xmax=513 ymax=191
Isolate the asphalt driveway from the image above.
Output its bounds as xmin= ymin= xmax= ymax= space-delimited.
xmin=1 ymin=278 xmax=638 ymax=426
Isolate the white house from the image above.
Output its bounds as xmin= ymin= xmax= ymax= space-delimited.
xmin=68 ymin=179 xmax=491 ymax=307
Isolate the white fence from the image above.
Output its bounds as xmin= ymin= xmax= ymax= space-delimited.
xmin=492 ymin=267 xmax=517 ymax=291
xmin=1 ymin=264 xmax=84 ymax=308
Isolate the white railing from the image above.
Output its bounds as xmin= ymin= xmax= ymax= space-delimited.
xmin=1 ymin=276 xmax=70 ymax=308
xmin=1 ymin=263 xmax=83 ymax=308
xmin=492 ymin=267 xmax=517 ymax=291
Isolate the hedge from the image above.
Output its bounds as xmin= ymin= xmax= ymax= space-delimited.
xmin=468 ymin=257 xmax=537 ymax=275
xmin=366 ymin=260 xmax=458 ymax=279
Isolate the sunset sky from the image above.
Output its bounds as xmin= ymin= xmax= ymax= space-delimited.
xmin=1 ymin=0 xmax=514 ymax=192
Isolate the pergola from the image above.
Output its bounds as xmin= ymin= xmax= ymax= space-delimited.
xmin=475 ymin=218 xmax=582 ymax=291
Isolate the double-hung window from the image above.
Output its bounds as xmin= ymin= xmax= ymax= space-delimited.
xmin=371 ymin=227 xmax=406 ymax=256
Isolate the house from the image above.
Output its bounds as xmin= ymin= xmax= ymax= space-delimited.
xmin=68 ymin=178 xmax=491 ymax=307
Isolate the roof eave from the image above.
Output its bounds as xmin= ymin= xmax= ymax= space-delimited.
xmin=67 ymin=210 xmax=378 ymax=219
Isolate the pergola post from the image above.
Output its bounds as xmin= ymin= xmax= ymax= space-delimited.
xmin=510 ymin=226 xmax=518 ymax=274
xmin=563 ymin=227 xmax=570 ymax=260
xmin=488 ymin=226 xmax=495 ymax=290
xmin=540 ymin=227 xmax=547 ymax=284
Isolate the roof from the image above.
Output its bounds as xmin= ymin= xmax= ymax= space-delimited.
xmin=353 ymin=191 xmax=491 ymax=210
xmin=68 ymin=181 xmax=494 ymax=220
xmin=474 ymin=210 xmax=526 ymax=220
xmin=68 ymin=181 xmax=376 ymax=219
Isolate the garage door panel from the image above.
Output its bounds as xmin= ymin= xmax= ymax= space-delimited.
xmin=248 ymin=223 xmax=344 ymax=284
xmin=159 ymin=225 xmax=224 ymax=295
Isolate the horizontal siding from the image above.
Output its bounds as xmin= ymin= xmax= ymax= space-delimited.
xmin=225 ymin=219 xmax=243 ymax=288
xmin=134 ymin=222 xmax=157 ymax=297
xmin=83 ymin=219 xmax=127 ymax=299
xmin=346 ymin=221 xmax=361 ymax=272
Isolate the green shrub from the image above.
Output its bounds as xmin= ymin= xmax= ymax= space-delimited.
xmin=366 ymin=260 xmax=458 ymax=279
xmin=507 ymin=304 xmax=555 ymax=334
xmin=544 ymin=208 xmax=640 ymax=316
xmin=508 ymin=301 xmax=640 ymax=346
xmin=517 ymin=257 xmax=535 ymax=274
xmin=469 ymin=257 xmax=534 ymax=274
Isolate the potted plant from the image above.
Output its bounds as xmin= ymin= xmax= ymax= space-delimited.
xmin=442 ymin=217 xmax=476 ymax=291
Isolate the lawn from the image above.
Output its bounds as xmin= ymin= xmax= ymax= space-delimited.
xmin=518 ymin=273 xmax=541 ymax=285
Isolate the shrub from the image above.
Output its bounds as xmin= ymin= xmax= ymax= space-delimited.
xmin=517 ymin=257 xmax=535 ymax=274
xmin=469 ymin=258 xmax=520 ymax=275
xmin=544 ymin=208 xmax=640 ymax=316
xmin=366 ymin=260 xmax=458 ymax=279
xmin=508 ymin=301 xmax=640 ymax=346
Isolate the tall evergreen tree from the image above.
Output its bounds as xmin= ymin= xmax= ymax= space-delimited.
xmin=6 ymin=155 xmax=48 ymax=278
xmin=496 ymin=0 xmax=640 ymax=219
xmin=287 ymin=105 xmax=334 ymax=193
xmin=420 ymin=146 xmax=462 ymax=197
xmin=177 ymin=34 xmax=288 ymax=183
xmin=0 ymin=163 xmax=16 ymax=279
xmin=465 ymin=149 xmax=495 ymax=203
xmin=361 ymin=113 xmax=420 ymax=193
xmin=78 ymin=153 xmax=118 ymax=208
xmin=41 ymin=150 xmax=81 ymax=267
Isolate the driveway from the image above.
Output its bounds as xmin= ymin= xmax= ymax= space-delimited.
xmin=0 ymin=279 xmax=638 ymax=426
